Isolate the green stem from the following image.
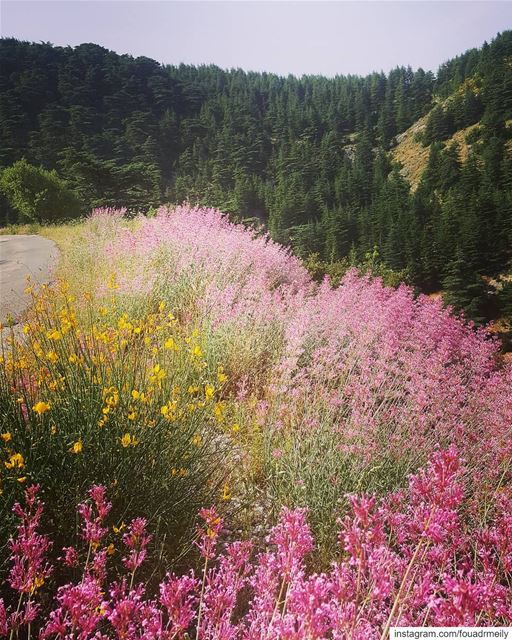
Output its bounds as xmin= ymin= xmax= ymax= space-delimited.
xmin=8 ymin=592 xmax=24 ymax=640
xmin=195 ymin=556 xmax=208 ymax=640
xmin=27 ymin=595 xmax=32 ymax=640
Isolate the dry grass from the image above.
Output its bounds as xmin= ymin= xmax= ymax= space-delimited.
xmin=391 ymin=115 xmax=430 ymax=191
xmin=451 ymin=123 xmax=480 ymax=163
xmin=392 ymin=118 xmax=482 ymax=191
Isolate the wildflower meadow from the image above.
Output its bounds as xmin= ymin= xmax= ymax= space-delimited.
xmin=1 ymin=205 xmax=511 ymax=637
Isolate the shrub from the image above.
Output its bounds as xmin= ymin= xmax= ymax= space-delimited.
xmin=0 ymin=279 xmax=234 ymax=573
xmin=3 ymin=204 xmax=511 ymax=572
xmin=0 ymin=159 xmax=82 ymax=222
xmin=1 ymin=449 xmax=511 ymax=638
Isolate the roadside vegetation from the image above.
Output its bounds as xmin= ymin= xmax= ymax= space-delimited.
xmin=1 ymin=206 xmax=511 ymax=636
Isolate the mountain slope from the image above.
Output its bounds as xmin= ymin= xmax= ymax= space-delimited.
xmin=0 ymin=32 xmax=511 ymax=325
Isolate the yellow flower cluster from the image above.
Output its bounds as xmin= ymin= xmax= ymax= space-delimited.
xmin=1 ymin=435 xmax=26 ymax=491
xmin=33 ymin=401 xmax=51 ymax=415
xmin=0 ymin=278 xmax=237 ymax=500
xmin=70 ymin=440 xmax=83 ymax=454
xmin=5 ymin=452 xmax=25 ymax=469
xmin=120 ymin=433 xmax=139 ymax=448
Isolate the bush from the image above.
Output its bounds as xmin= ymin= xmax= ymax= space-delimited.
xmin=0 ymin=279 xmax=233 ymax=573
xmin=0 ymin=159 xmax=82 ymax=223
xmin=1 ymin=449 xmax=511 ymax=637
xmin=2 ymin=204 xmax=511 ymax=575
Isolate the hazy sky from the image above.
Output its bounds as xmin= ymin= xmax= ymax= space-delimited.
xmin=1 ymin=1 xmax=511 ymax=77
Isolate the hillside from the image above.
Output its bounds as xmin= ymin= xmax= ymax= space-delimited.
xmin=391 ymin=116 xmax=483 ymax=190
xmin=1 ymin=32 xmax=511 ymax=324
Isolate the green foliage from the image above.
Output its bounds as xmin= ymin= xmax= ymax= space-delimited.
xmin=1 ymin=32 xmax=512 ymax=325
xmin=358 ymin=246 xmax=411 ymax=288
xmin=0 ymin=159 xmax=81 ymax=222
xmin=261 ymin=407 xmax=416 ymax=567
xmin=498 ymin=278 xmax=512 ymax=319
xmin=0 ymin=286 xmax=231 ymax=570
xmin=303 ymin=253 xmax=351 ymax=286
xmin=303 ymin=246 xmax=410 ymax=290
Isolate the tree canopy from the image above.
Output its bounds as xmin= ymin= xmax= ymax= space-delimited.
xmin=1 ymin=32 xmax=511 ymax=322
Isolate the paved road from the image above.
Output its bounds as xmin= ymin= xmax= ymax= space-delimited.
xmin=0 ymin=235 xmax=59 ymax=325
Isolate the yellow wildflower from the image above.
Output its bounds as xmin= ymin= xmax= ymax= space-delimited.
xmin=149 ymin=364 xmax=166 ymax=386
xmin=103 ymin=387 xmax=119 ymax=407
xmin=118 ymin=315 xmax=133 ymax=332
xmin=33 ymin=575 xmax=45 ymax=593
xmin=33 ymin=342 xmax=44 ymax=358
xmin=68 ymin=353 xmax=79 ymax=364
xmin=33 ymin=401 xmax=51 ymax=415
xmin=5 ymin=453 xmax=24 ymax=469
xmin=232 ymin=423 xmax=240 ymax=434
xmin=192 ymin=434 xmax=202 ymax=447
xmin=46 ymin=351 xmax=59 ymax=363
xmin=127 ymin=410 xmax=137 ymax=421
xmin=70 ymin=440 xmax=83 ymax=454
xmin=164 ymin=337 xmax=179 ymax=351
xmin=107 ymin=543 xmax=115 ymax=555
xmin=107 ymin=273 xmax=119 ymax=290
xmin=46 ymin=329 xmax=62 ymax=340
xmin=222 ymin=484 xmax=232 ymax=501
xmin=161 ymin=401 xmax=177 ymax=420
xmin=17 ymin=476 xmax=27 ymax=483
xmin=214 ymin=402 xmax=225 ymax=421
xmin=204 ymin=383 xmax=215 ymax=400
xmin=113 ymin=522 xmax=126 ymax=534
xmin=120 ymin=433 xmax=139 ymax=448
xmin=1 ymin=432 xmax=12 ymax=442
xmin=192 ymin=345 xmax=203 ymax=358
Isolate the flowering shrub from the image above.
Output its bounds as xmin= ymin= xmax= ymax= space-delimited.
xmin=1 ymin=449 xmax=511 ymax=639
xmin=0 ymin=277 xmax=234 ymax=566
xmin=1 ymin=203 xmax=511 ymax=598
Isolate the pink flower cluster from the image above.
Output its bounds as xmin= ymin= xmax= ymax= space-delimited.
xmin=1 ymin=448 xmax=511 ymax=639
xmin=86 ymin=205 xmax=512 ymax=494
xmin=270 ymin=270 xmax=512 ymax=490
xmin=1 ymin=485 xmax=52 ymax=636
xmin=94 ymin=204 xmax=311 ymax=318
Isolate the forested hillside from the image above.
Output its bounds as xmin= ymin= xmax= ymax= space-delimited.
xmin=1 ymin=32 xmax=511 ymax=323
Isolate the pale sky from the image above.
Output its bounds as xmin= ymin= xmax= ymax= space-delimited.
xmin=1 ymin=1 xmax=511 ymax=77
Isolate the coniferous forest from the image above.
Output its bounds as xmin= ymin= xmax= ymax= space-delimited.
xmin=1 ymin=32 xmax=511 ymax=325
